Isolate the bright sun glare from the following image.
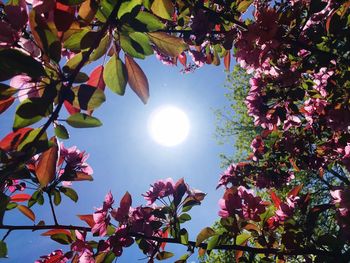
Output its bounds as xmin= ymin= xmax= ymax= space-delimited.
xmin=148 ymin=106 xmax=190 ymax=147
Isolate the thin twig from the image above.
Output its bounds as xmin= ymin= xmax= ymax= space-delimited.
xmin=47 ymin=192 xmax=58 ymax=225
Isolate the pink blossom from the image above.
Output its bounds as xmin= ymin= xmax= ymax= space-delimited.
xmin=91 ymin=209 xmax=110 ymax=236
xmin=10 ymin=75 xmax=40 ymax=102
xmin=71 ymin=231 xmax=94 ymax=262
xmin=303 ymin=98 xmax=328 ymax=124
xmin=60 ymin=143 xmax=93 ymax=176
xmin=142 ymin=178 xmax=175 ymax=204
xmin=311 ymin=67 xmax=334 ymax=97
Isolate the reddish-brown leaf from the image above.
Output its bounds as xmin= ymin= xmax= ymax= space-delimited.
xmin=87 ymin=65 xmax=105 ymax=91
xmin=224 ymin=50 xmax=231 ymax=71
xmin=35 ymin=137 xmax=58 ymax=187
xmin=41 ymin=229 xmax=71 ymax=237
xmin=270 ymin=191 xmax=281 ymax=208
xmin=235 ymin=240 xmax=247 ymax=263
xmin=289 ymin=158 xmax=300 ymax=172
xmin=17 ymin=205 xmax=35 ymax=221
xmin=64 ymin=101 xmax=80 ymax=115
xmin=77 ymin=214 xmax=95 ymax=228
xmin=288 ymin=184 xmax=303 ymax=198
xmin=54 ymin=2 xmax=75 ymax=32
xmin=120 ymin=191 xmax=132 ymax=210
xmin=160 ymin=229 xmax=168 ymax=250
xmin=178 ymin=53 xmax=187 ymax=67
xmin=0 ymin=128 xmax=33 ymax=151
xmin=11 ymin=193 xmax=31 ymax=202
xmin=0 ymin=96 xmax=15 ymax=114
xmin=71 ymin=172 xmax=93 ymax=181
xmin=125 ymin=54 xmax=149 ymax=104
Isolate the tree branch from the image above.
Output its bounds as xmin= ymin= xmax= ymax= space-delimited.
xmin=47 ymin=192 xmax=58 ymax=225
xmin=0 ymin=225 xmax=336 ymax=257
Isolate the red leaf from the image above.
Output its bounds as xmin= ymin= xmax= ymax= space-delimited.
xmin=17 ymin=205 xmax=35 ymax=221
xmin=41 ymin=229 xmax=71 ymax=237
xmin=120 ymin=191 xmax=132 ymax=210
xmin=178 ymin=53 xmax=187 ymax=67
xmin=125 ymin=54 xmax=149 ymax=104
xmin=160 ymin=229 xmax=168 ymax=250
xmin=0 ymin=96 xmax=15 ymax=114
xmin=87 ymin=65 xmax=105 ymax=91
xmin=235 ymin=240 xmax=247 ymax=262
xmin=224 ymin=50 xmax=231 ymax=71
xmin=54 ymin=2 xmax=75 ymax=32
xmin=288 ymin=184 xmax=303 ymax=198
xmin=77 ymin=214 xmax=95 ymax=228
xmin=11 ymin=193 xmax=31 ymax=202
xmin=64 ymin=101 xmax=80 ymax=115
xmin=270 ymin=191 xmax=281 ymax=208
xmin=35 ymin=137 xmax=58 ymax=187
xmin=0 ymin=128 xmax=33 ymax=151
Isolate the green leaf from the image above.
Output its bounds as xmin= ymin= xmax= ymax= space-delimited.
xmin=120 ymin=32 xmax=153 ymax=59
xmin=151 ymin=0 xmax=174 ymax=20
xmin=52 ymin=189 xmax=62 ymax=206
xmin=28 ymin=190 xmax=42 ymax=208
xmin=50 ymin=233 xmax=73 ymax=244
xmin=207 ymin=235 xmax=219 ymax=251
xmin=29 ymin=10 xmax=61 ymax=63
xmin=74 ymin=72 xmax=89 ymax=83
xmin=127 ymin=12 xmax=165 ymax=32
xmin=17 ymin=128 xmax=50 ymax=154
xmin=236 ymin=233 xmax=251 ymax=245
xmin=66 ymin=113 xmax=102 ymax=128
xmin=0 ymin=241 xmax=7 ymax=258
xmin=179 ymin=228 xmax=188 ymax=244
xmin=118 ymin=0 xmax=142 ymax=19
xmin=6 ymin=202 xmax=18 ymax=210
xmin=13 ymin=98 xmax=51 ymax=130
xmin=196 ymin=227 xmax=216 ymax=246
xmin=59 ymin=187 xmax=78 ymax=202
xmin=0 ymin=49 xmax=45 ymax=81
xmin=69 ymin=84 xmax=106 ymax=111
xmin=236 ymin=0 xmax=253 ymax=13
xmin=156 ymin=251 xmax=174 ymax=260
xmin=148 ymin=32 xmax=188 ymax=57
xmin=64 ymin=29 xmax=99 ymax=50
xmin=90 ymin=33 xmax=111 ymax=61
xmin=103 ymin=54 xmax=128 ymax=95
xmin=54 ymin=124 xmax=69 ymax=139
xmin=178 ymin=213 xmax=191 ymax=223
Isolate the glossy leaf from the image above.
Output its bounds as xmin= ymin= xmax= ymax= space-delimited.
xmin=90 ymin=33 xmax=111 ymax=61
xmin=207 ymin=235 xmax=219 ymax=251
xmin=10 ymin=194 xmax=31 ymax=202
xmin=178 ymin=213 xmax=191 ymax=223
xmin=151 ymin=0 xmax=174 ymax=20
xmin=88 ymin=66 xmax=105 ymax=91
xmin=53 ymin=189 xmax=62 ymax=206
xmin=179 ymin=228 xmax=188 ymax=244
xmin=156 ymin=251 xmax=174 ymax=260
xmin=195 ymin=227 xmax=215 ymax=246
xmin=69 ymin=84 xmax=106 ymax=111
xmin=41 ymin=229 xmax=71 ymax=236
xmin=0 ymin=83 xmax=18 ymax=99
xmin=104 ymin=55 xmax=128 ymax=95
xmin=118 ymin=0 xmax=142 ymax=19
xmin=35 ymin=138 xmax=58 ymax=187
xmin=17 ymin=128 xmax=49 ymax=154
xmin=59 ymin=187 xmax=78 ymax=202
xmin=78 ymin=0 xmax=98 ymax=23
xmin=120 ymin=32 xmax=153 ymax=59
xmin=17 ymin=205 xmax=35 ymax=221
xmin=236 ymin=0 xmax=253 ymax=13
xmin=0 ymin=49 xmax=45 ymax=81
xmin=125 ymin=54 xmax=149 ymax=104
xmin=29 ymin=10 xmax=61 ymax=63
xmin=64 ymin=29 xmax=99 ymax=50
xmin=50 ymin=233 xmax=73 ymax=245
xmin=54 ymin=124 xmax=69 ymax=139
xmin=148 ymin=32 xmax=188 ymax=57
xmin=128 ymin=12 xmax=165 ymax=32
xmin=0 ymin=241 xmax=7 ymax=258
xmin=66 ymin=113 xmax=102 ymax=128
xmin=74 ymin=72 xmax=89 ymax=83
xmin=77 ymin=214 xmax=95 ymax=227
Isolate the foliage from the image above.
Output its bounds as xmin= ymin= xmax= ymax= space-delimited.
xmin=0 ymin=0 xmax=350 ymax=262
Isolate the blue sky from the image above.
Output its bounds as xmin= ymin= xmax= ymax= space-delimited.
xmin=1 ymin=56 xmax=235 ymax=262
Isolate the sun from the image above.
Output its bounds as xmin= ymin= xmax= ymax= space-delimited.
xmin=148 ymin=105 xmax=190 ymax=147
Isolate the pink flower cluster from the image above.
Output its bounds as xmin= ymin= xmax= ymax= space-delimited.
xmin=219 ymin=186 xmax=266 ymax=222
xmin=330 ymin=188 xmax=350 ymax=239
